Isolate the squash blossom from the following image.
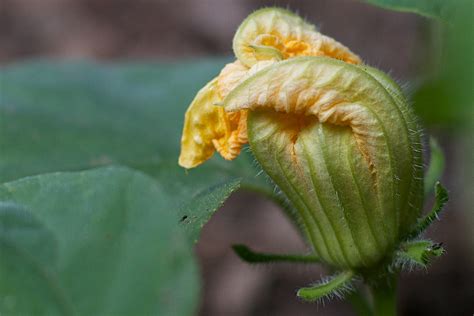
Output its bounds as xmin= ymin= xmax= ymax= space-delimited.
xmin=179 ymin=7 xmax=424 ymax=272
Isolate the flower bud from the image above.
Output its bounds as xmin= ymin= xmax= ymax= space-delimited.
xmin=179 ymin=8 xmax=424 ymax=270
xmin=223 ymin=56 xmax=423 ymax=268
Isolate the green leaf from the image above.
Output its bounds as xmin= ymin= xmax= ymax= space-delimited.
xmin=412 ymin=1 xmax=473 ymax=130
xmin=0 ymin=202 xmax=71 ymax=315
xmin=297 ymin=271 xmax=355 ymax=302
xmin=406 ymin=182 xmax=449 ymax=240
xmin=0 ymin=60 xmax=268 ymax=194
xmin=0 ymin=60 xmax=274 ymax=256
xmin=179 ymin=178 xmax=241 ymax=244
xmin=424 ymin=137 xmax=445 ymax=198
xmin=232 ymin=244 xmax=319 ymax=264
xmin=0 ymin=202 xmax=57 ymax=272
xmin=361 ymin=0 xmax=455 ymax=19
xmin=0 ymin=167 xmax=199 ymax=316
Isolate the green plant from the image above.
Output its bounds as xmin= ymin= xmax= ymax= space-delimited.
xmin=178 ymin=8 xmax=450 ymax=315
xmin=1 ymin=1 xmax=468 ymax=315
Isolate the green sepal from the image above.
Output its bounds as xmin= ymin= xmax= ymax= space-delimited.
xmin=297 ymin=271 xmax=355 ymax=302
xmin=396 ymin=240 xmax=444 ymax=268
xmin=424 ymin=137 xmax=445 ymax=199
xmin=406 ymin=182 xmax=448 ymax=240
xmin=232 ymin=244 xmax=319 ymax=264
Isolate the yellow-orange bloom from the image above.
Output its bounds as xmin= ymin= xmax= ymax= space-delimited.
xmin=178 ymin=8 xmax=361 ymax=168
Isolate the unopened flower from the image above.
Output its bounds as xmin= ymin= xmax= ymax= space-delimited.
xmin=179 ymin=6 xmax=425 ymax=273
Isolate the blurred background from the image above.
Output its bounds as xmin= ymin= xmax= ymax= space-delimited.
xmin=2 ymin=0 xmax=472 ymax=315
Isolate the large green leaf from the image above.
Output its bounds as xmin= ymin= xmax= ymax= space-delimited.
xmin=412 ymin=1 xmax=473 ymax=130
xmin=0 ymin=166 xmax=199 ymax=316
xmin=0 ymin=59 xmax=219 ymax=182
xmin=0 ymin=60 xmax=269 ymax=195
xmin=0 ymin=58 xmax=272 ymax=314
xmin=361 ymin=0 xmax=456 ymax=19
xmin=0 ymin=60 xmax=275 ymax=259
xmin=0 ymin=202 xmax=65 ymax=314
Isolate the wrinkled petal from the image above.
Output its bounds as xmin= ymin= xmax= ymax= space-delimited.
xmin=232 ymin=7 xmax=361 ymax=67
xmin=179 ymin=60 xmax=274 ymax=168
xmin=179 ymin=8 xmax=361 ymax=168
xmin=179 ymin=78 xmax=226 ymax=169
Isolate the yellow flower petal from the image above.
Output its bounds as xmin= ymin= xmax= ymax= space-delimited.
xmin=179 ymin=60 xmax=275 ymax=168
xmin=217 ymin=60 xmax=276 ymax=98
xmin=216 ymin=60 xmax=249 ymax=99
xmin=179 ymin=78 xmax=226 ymax=169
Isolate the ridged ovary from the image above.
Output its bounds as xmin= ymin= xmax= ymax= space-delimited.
xmin=225 ymin=57 xmax=422 ymax=268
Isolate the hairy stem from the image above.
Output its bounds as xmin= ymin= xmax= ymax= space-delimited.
xmin=347 ymin=287 xmax=374 ymax=316
xmin=369 ymin=274 xmax=398 ymax=316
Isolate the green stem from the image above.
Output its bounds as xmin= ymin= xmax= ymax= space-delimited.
xmin=347 ymin=287 xmax=374 ymax=316
xmin=369 ymin=275 xmax=398 ymax=316
xmin=232 ymin=244 xmax=319 ymax=264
